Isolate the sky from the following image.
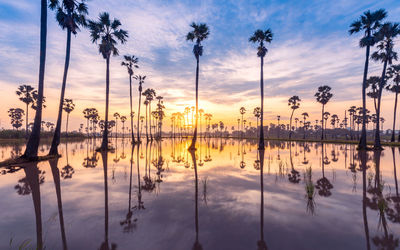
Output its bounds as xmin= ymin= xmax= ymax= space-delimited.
xmin=0 ymin=0 xmax=400 ymax=131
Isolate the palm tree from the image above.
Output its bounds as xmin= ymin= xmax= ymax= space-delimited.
xmin=120 ymin=115 xmax=127 ymax=139
xmin=249 ymin=28 xmax=273 ymax=150
xmin=62 ymin=98 xmax=75 ymax=137
xmin=186 ymin=22 xmax=210 ymax=150
xmin=288 ymin=95 xmax=301 ymax=139
xmin=8 ymin=108 xmax=24 ymax=130
xmin=144 ymin=100 xmax=149 ymax=140
xmin=88 ymin=12 xmax=128 ymax=151
xmin=366 ymin=76 xmax=381 ymax=112
xmin=16 ymin=85 xmax=36 ymax=137
xmin=239 ymin=107 xmax=246 ymax=137
xmin=253 ymin=107 xmax=261 ymax=133
xmin=323 ymin=112 xmax=330 ymax=139
xmin=349 ymin=9 xmax=387 ymax=150
xmin=82 ymin=108 xmax=92 ymax=137
xmin=134 ymin=75 xmax=146 ymax=142
xmin=301 ymin=112 xmax=309 ymax=139
xmin=22 ymin=0 xmax=48 ymax=159
xmin=315 ymin=86 xmax=333 ymax=141
xmin=121 ymin=55 xmax=139 ymax=143
xmin=113 ymin=112 xmax=120 ymax=138
xmin=371 ymin=22 xmax=400 ymax=149
xmin=386 ymin=64 xmax=400 ymax=142
xmin=49 ymin=0 xmax=88 ymax=156
xmin=348 ymin=106 xmax=356 ymax=140
xmin=199 ymin=108 xmax=204 ymax=138
xmin=142 ymin=88 xmax=156 ymax=140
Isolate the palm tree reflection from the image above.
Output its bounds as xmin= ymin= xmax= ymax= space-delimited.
xmin=100 ymin=151 xmax=117 ymax=250
xmin=257 ymin=149 xmax=267 ymax=250
xmin=315 ymin=143 xmax=333 ymax=197
xmin=189 ymin=149 xmax=203 ymax=250
xmin=49 ymin=158 xmax=68 ymax=249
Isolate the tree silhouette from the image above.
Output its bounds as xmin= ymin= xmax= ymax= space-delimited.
xmin=62 ymin=98 xmax=75 ymax=137
xmin=142 ymin=88 xmax=156 ymax=141
xmin=121 ymin=55 xmax=139 ymax=143
xmin=8 ymin=108 xmax=24 ymax=130
xmin=22 ymin=0 xmax=48 ymax=159
xmin=89 ymin=12 xmax=128 ymax=151
xmin=288 ymin=95 xmax=301 ymax=139
xmin=349 ymin=9 xmax=387 ymax=150
xmin=249 ymin=28 xmax=273 ymax=149
xmin=315 ymin=85 xmax=333 ymax=141
xmin=134 ymin=75 xmax=146 ymax=142
xmin=386 ymin=64 xmax=400 ymax=142
xmin=16 ymin=84 xmax=36 ymax=137
xmin=371 ymin=22 xmax=400 ymax=149
xmin=186 ymin=22 xmax=210 ymax=151
xmin=49 ymin=0 xmax=88 ymax=156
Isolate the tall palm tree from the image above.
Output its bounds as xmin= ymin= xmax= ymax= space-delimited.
xmin=22 ymin=0 xmax=48 ymax=159
xmin=113 ymin=112 xmax=120 ymax=138
xmin=249 ymin=28 xmax=273 ymax=150
xmin=16 ymin=85 xmax=36 ymax=137
xmin=62 ymin=98 xmax=75 ymax=137
xmin=386 ymin=64 xmax=400 ymax=142
xmin=315 ymin=86 xmax=333 ymax=141
xmin=371 ymin=22 xmax=399 ymax=149
xmin=348 ymin=106 xmax=356 ymax=139
xmin=121 ymin=55 xmax=139 ymax=143
xmin=253 ymin=107 xmax=261 ymax=133
xmin=301 ymin=112 xmax=309 ymax=139
xmin=239 ymin=107 xmax=246 ymax=136
xmin=186 ymin=22 xmax=210 ymax=150
xmin=144 ymin=99 xmax=149 ymax=141
xmin=49 ymin=0 xmax=88 ymax=156
xmin=88 ymin=12 xmax=128 ymax=151
xmin=288 ymin=95 xmax=301 ymax=139
xmin=134 ymin=75 xmax=146 ymax=142
xmin=366 ymin=76 xmax=381 ymax=112
xmin=142 ymin=88 xmax=156 ymax=140
xmin=349 ymin=9 xmax=387 ymax=150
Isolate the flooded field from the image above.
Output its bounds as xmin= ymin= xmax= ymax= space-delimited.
xmin=0 ymin=138 xmax=399 ymax=250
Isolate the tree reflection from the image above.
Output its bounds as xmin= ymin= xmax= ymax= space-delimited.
xmin=61 ymin=141 xmax=74 ymax=179
xmin=288 ymin=142 xmax=300 ymax=183
xmin=386 ymin=148 xmax=400 ymax=224
xmin=316 ymin=143 xmax=333 ymax=197
xmin=257 ymin=149 xmax=267 ymax=250
xmin=120 ymin=145 xmax=137 ymax=233
xmin=189 ymin=149 xmax=203 ymax=250
xmin=49 ymin=158 xmax=68 ymax=249
xmin=142 ymin=141 xmax=155 ymax=192
xmin=99 ymin=151 xmax=117 ymax=250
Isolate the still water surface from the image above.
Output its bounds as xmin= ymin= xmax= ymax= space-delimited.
xmin=0 ymin=138 xmax=399 ymax=250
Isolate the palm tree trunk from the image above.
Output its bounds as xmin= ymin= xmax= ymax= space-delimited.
xmin=23 ymin=0 xmax=47 ymax=159
xmin=391 ymin=92 xmax=398 ymax=142
xmin=289 ymin=109 xmax=294 ymax=140
xmin=358 ymin=33 xmax=371 ymax=150
xmin=149 ymin=102 xmax=153 ymax=140
xmin=321 ymin=105 xmax=324 ymax=141
xmin=66 ymin=113 xmax=69 ymax=138
xmin=25 ymin=103 xmax=29 ymax=138
xmin=50 ymin=28 xmax=72 ymax=155
xmin=189 ymin=58 xmax=200 ymax=150
xmin=259 ymin=56 xmax=265 ymax=149
xmin=374 ymin=60 xmax=388 ymax=150
xmin=137 ymin=87 xmax=142 ymax=142
xmin=101 ymin=56 xmax=110 ymax=150
xmin=145 ymin=105 xmax=149 ymax=141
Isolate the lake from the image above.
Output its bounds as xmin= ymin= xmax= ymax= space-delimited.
xmin=0 ymin=138 xmax=399 ymax=250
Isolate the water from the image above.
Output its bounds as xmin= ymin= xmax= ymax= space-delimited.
xmin=0 ymin=138 xmax=399 ymax=250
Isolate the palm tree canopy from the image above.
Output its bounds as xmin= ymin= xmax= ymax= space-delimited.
xmin=301 ymin=112 xmax=309 ymax=118
xmin=186 ymin=22 xmax=209 ymax=44
xmin=288 ymin=95 xmax=301 ymax=110
xmin=143 ymin=88 xmax=156 ymax=101
xmin=239 ymin=107 xmax=246 ymax=115
xmin=49 ymin=0 xmax=88 ymax=34
xmin=16 ymin=85 xmax=35 ymax=105
xmin=371 ymin=22 xmax=400 ymax=64
xmin=121 ymin=55 xmax=139 ymax=76
xmin=386 ymin=64 xmax=400 ymax=93
xmin=315 ymin=85 xmax=333 ymax=105
xmin=253 ymin=107 xmax=261 ymax=118
xmin=349 ymin=9 xmax=387 ymax=48
xmin=88 ymin=12 xmax=128 ymax=59
xmin=249 ymin=28 xmax=273 ymax=57
xmin=63 ymin=98 xmax=75 ymax=113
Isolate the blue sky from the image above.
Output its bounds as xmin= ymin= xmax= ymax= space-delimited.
xmin=0 ymin=0 xmax=399 ymax=130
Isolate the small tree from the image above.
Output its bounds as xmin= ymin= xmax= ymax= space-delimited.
xmin=315 ymin=86 xmax=333 ymax=140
